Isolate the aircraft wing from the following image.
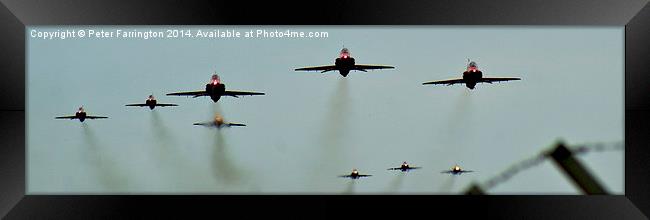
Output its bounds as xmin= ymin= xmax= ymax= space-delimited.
xmin=86 ymin=116 xmax=108 ymax=119
xmin=223 ymin=90 xmax=265 ymax=98
xmin=422 ymin=78 xmax=466 ymax=86
xmin=226 ymin=123 xmax=246 ymax=127
xmin=125 ymin=104 xmax=147 ymax=107
xmin=166 ymin=91 xmax=209 ymax=98
xmin=460 ymin=170 xmax=474 ymax=173
xmin=353 ymin=64 xmax=395 ymax=71
xmin=338 ymin=175 xmax=371 ymax=178
xmin=387 ymin=167 xmax=402 ymax=170
xmin=295 ymin=65 xmax=338 ymax=73
xmin=441 ymin=170 xmax=453 ymax=174
xmin=193 ymin=122 xmax=214 ymax=127
xmin=55 ymin=116 xmax=78 ymax=119
xmin=155 ymin=104 xmax=179 ymax=107
xmin=408 ymin=167 xmax=422 ymax=170
xmin=479 ymin=77 xmax=521 ymax=84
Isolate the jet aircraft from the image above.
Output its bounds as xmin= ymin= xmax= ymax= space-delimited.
xmin=422 ymin=60 xmax=520 ymax=89
xmin=193 ymin=114 xmax=246 ymax=129
xmin=125 ymin=95 xmax=178 ymax=110
xmin=55 ymin=106 xmax=108 ymax=122
xmin=441 ymin=164 xmax=474 ymax=175
xmin=295 ymin=48 xmax=395 ymax=77
xmin=338 ymin=169 xmax=372 ymax=179
xmin=167 ymin=74 xmax=265 ymax=102
xmin=387 ymin=161 xmax=422 ymax=172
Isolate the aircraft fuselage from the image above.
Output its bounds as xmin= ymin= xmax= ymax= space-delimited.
xmin=205 ymin=83 xmax=226 ymax=102
xmin=145 ymin=99 xmax=157 ymax=109
xmin=75 ymin=112 xmax=87 ymax=122
xmin=334 ymin=57 xmax=355 ymax=77
xmin=462 ymin=70 xmax=483 ymax=90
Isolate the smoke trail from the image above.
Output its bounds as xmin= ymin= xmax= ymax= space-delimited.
xmin=311 ymin=79 xmax=351 ymax=190
xmin=439 ymin=89 xmax=473 ymax=148
xmin=151 ymin=110 xmax=178 ymax=155
xmin=150 ymin=110 xmax=200 ymax=189
xmin=439 ymin=176 xmax=457 ymax=193
xmin=209 ymin=103 xmax=247 ymax=189
xmin=342 ymin=180 xmax=356 ymax=194
xmin=81 ymin=123 xmax=130 ymax=192
xmin=211 ymin=130 xmax=243 ymax=185
xmin=320 ymin=78 xmax=351 ymax=149
xmin=386 ymin=173 xmax=405 ymax=193
xmin=151 ymin=110 xmax=171 ymax=146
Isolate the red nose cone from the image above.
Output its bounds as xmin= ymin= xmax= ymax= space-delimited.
xmin=211 ymin=74 xmax=221 ymax=85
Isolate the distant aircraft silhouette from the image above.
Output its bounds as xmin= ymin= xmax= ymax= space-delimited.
xmin=441 ymin=164 xmax=474 ymax=175
xmin=423 ymin=60 xmax=520 ymax=89
xmin=339 ymin=169 xmax=372 ymax=179
xmin=387 ymin=161 xmax=422 ymax=172
xmin=167 ymin=73 xmax=265 ymax=102
xmin=55 ymin=106 xmax=108 ymax=122
xmin=193 ymin=114 xmax=246 ymax=129
xmin=126 ymin=95 xmax=178 ymax=110
xmin=295 ymin=48 xmax=395 ymax=77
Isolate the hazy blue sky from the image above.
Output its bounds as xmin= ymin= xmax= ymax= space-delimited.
xmin=27 ymin=26 xmax=623 ymax=194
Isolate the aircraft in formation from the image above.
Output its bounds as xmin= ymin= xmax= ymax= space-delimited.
xmin=167 ymin=74 xmax=265 ymax=103
xmin=387 ymin=161 xmax=422 ymax=172
xmin=422 ymin=59 xmax=521 ymax=89
xmin=125 ymin=95 xmax=178 ymax=110
xmin=441 ymin=165 xmax=474 ymax=175
xmin=55 ymin=52 xmax=509 ymax=187
xmin=339 ymin=169 xmax=373 ymax=179
xmin=193 ymin=114 xmax=246 ymax=128
xmin=341 ymin=163 xmax=474 ymax=179
xmin=294 ymin=48 xmax=395 ymax=77
xmin=55 ymin=106 xmax=108 ymax=122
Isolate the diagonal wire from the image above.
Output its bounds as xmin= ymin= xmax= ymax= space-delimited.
xmin=478 ymin=141 xmax=623 ymax=191
xmin=481 ymin=153 xmax=547 ymax=190
xmin=569 ymin=141 xmax=624 ymax=155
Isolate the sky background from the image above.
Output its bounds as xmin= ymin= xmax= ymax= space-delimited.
xmin=27 ymin=26 xmax=623 ymax=194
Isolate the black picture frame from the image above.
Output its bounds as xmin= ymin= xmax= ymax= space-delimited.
xmin=1 ymin=0 xmax=649 ymax=218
